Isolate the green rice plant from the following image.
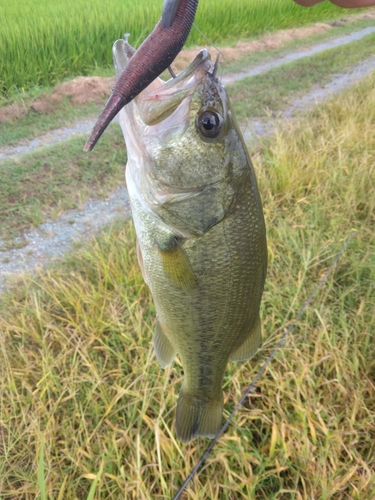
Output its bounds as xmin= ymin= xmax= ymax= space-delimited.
xmin=1 ymin=0 xmax=349 ymax=96
xmin=0 ymin=62 xmax=374 ymax=499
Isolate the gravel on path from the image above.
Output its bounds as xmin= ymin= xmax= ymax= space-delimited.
xmin=0 ymin=119 xmax=96 ymax=161
xmin=0 ymin=187 xmax=130 ymax=291
xmin=222 ymin=26 xmax=375 ymax=85
xmin=242 ymin=54 xmax=375 ymax=143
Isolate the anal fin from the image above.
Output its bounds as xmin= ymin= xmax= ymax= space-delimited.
xmin=229 ymin=316 xmax=262 ymax=362
xmin=154 ymin=319 xmax=176 ymax=368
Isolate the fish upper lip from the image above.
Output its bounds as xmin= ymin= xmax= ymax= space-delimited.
xmin=158 ymin=49 xmax=211 ymax=91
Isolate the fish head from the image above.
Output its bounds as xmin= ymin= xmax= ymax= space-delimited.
xmin=114 ymin=39 xmax=247 ymax=197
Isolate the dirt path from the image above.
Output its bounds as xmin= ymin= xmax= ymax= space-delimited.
xmin=1 ymin=24 xmax=375 ymax=290
xmin=242 ymin=54 xmax=375 ymax=143
xmin=222 ymin=25 xmax=375 ymax=85
xmin=0 ymin=119 xmax=95 ymax=161
xmin=0 ymin=187 xmax=130 ymax=291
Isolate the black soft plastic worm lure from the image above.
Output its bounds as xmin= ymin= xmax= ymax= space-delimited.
xmin=84 ymin=0 xmax=198 ymax=152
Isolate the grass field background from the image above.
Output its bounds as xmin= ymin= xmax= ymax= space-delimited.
xmin=0 ymin=0 xmax=348 ymax=96
xmin=1 ymin=68 xmax=374 ymax=498
xmin=1 ymin=1 xmax=374 ymax=497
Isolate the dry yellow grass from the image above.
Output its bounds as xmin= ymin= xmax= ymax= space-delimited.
xmin=0 ymin=73 xmax=374 ymax=499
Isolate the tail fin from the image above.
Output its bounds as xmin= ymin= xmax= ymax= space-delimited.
xmin=176 ymin=388 xmax=223 ymax=442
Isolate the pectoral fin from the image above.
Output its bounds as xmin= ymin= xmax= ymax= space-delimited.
xmin=154 ymin=319 xmax=176 ymax=368
xmin=229 ymin=316 xmax=262 ymax=362
xmin=157 ymin=237 xmax=197 ymax=289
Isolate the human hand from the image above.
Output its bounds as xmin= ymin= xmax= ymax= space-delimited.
xmin=294 ymin=0 xmax=375 ymax=7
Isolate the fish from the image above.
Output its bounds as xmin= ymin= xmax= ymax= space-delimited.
xmin=113 ymin=38 xmax=268 ymax=442
xmin=84 ymin=0 xmax=198 ymax=152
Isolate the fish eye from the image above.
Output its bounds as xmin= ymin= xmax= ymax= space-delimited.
xmin=197 ymin=111 xmax=222 ymax=138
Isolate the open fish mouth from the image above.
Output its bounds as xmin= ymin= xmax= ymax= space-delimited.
xmin=113 ymin=40 xmax=215 ymax=129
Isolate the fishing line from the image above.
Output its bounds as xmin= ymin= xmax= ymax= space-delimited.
xmin=192 ymin=22 xmax=225 ymax=73
xmin=172 ymin=232 xmax=354 ymax=500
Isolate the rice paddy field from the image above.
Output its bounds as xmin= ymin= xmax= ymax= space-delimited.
xmin=1 ymin=0 xmax=349 ymax=96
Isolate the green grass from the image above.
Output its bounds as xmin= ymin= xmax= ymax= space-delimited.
xmin=228 ymin=31 xmax=375 ymax=119
xmin=1 ymin=0 xmax=350 ymax=96
xmin=0 ymin=124 xmax=126 ymax=250
xmin=0 ymin=62 xmax=374 ymax=498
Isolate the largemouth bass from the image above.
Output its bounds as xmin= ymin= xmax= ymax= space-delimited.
xmin=115 ymin=39 xmax=267 ymax=442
